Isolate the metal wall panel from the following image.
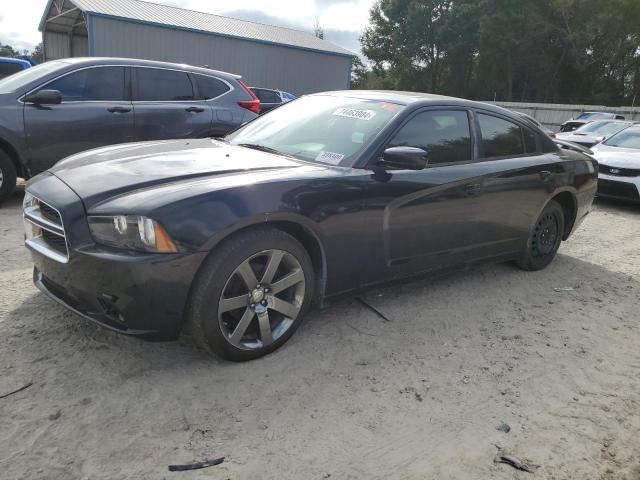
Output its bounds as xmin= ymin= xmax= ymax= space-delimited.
xmin=44 ymin=31 xmax=70 ymax=60
xmin=493 ymin=101 xmax=640 ymax=130
xmin=90 ymin=16 xmax=351 ymax=95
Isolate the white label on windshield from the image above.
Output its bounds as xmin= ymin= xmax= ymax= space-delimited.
xmin=316 ymin=151 xmax=345 ymax=164
xmin=333 ymin=107 xmax=376 ymax=121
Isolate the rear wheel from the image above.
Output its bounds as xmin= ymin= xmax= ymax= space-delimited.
xmin=187 ymin=227 xmax=314 ymax=361
xmin=0 ymin=151 xmax=17 ymax=204
xmin=516 ymin=200 xmax=564 ymax=271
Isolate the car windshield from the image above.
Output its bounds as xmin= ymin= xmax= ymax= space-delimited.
xmin=603 ymin=126 xmax=640 ymax=149
xmin=0 ymin=60 xmax=67 ymax=94
xmin=226 ymin=95 xmax=405 ymax=166
xmin=575 ymin=121 xmax=631 ymax=136
xmin=575 ymin=112 xmax=613 ymax=120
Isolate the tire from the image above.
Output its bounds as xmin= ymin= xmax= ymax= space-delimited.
xmin=187 ymin=226 xmax=314 ymax=361
xmin=516 ymin=200 xmax=565 ymax=271
xmin=0 ymin=150 xmax=17 ymax=204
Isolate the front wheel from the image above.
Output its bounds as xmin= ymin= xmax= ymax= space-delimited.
xmin=187 ymin=227 xmax=314 ymax=361
xmin=0 ymin=151 xmax=17 ymax=204
xmin=516 ymin=200 xmax=565 ymax=271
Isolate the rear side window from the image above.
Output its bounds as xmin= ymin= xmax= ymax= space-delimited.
xmin=194 ymin=74 xmax=230 ymax=100
xmin=387 ymin=110 xmax=472 ymax=165
xmin=0 ymin=62 xmax=25 ymax=79
xmin=45 ymin=66 xmax=125 ymax=101
xmin=478 ymin=114 xmax=528 ymax=158
xmin=134 ymin=68 xmax=194 ymax=101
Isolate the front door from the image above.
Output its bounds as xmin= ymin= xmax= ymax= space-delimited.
xmin=24 ymin=65 xmax=134 ymax=175
xmin=131 ymin=67 xmax=213 ymax=141
xmin=362 ymin=108 xmax=486 ymax=282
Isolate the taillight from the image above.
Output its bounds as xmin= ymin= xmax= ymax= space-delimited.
xmin=237 ymin=80 xmax=260 ymax=114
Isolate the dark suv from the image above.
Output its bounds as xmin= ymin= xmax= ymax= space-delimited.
xmin=0 ymin=57 xmax=260 ymax=202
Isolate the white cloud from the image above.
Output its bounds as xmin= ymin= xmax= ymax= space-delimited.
xmin=0 ymin=0 xmax=375 ymax=52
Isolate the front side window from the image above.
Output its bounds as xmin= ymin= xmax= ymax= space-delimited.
xmin=478 ymin=114 xmax=526 ymax=158
xmin=194 ymin=74 xmax=230 ymax=100
xmin=226 ymin=95 xmax=404 ymax=166
xmin=387 ymin=110 xmax=472 ymax=165
xmin=134 ymin=68 xmax=194 ymax=101
xmin=43 ymin=66 xmax=125 ymax=101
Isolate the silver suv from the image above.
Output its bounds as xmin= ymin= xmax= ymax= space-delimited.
xmin=0 ymin=57 xmax=260 ymax=202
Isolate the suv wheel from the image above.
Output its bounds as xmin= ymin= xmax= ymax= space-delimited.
xmin=0 ymin=150 xmax=17 ymax=204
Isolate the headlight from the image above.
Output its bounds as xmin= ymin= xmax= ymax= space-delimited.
xmin=88 ymin=215 xmax=177 ymax=253
xmin=23 ymin=192 xmax=37 ymax=210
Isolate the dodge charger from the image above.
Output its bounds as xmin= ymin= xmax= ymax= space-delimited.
xmin=23 ymin=91 xmax=597 ymax=361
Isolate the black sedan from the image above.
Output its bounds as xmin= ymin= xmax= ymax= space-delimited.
xmin=23 ymin=91 xmax=597 ymax=361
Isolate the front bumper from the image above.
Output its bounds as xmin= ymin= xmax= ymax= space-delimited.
xmin=597 ymin=174 xmax=640 ymax=203
xmin=31 ymin=248 xmax=206 ymax=337
xmin=25 ymin=172 xmax=207 ymax=338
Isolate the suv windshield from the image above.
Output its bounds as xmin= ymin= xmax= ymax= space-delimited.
xmin=226 ymin=95 xmax=404 ymax=166
xmin=603 ymin=126 xmax=640 ymax=149
xmin=0 ymin=60 xmax=67 ymax=94
xmin=576 ymin=121 xmax=631 ymax=136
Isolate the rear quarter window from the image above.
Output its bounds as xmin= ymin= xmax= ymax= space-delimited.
xmin=194 ymin=74 xmax=230 ymax=100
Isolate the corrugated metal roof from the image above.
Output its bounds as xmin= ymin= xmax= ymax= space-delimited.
xmin=42 ymin=0 xmax=355 ymax=57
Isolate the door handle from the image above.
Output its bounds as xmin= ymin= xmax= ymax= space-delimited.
xmin=107 ymin=106 xmax=131 ymax=113
xmin=465 ymin=183 xmax=482 ymax=195
xmin=185 ymin=106 xmax=205 ymax=113
xmin=539 ymin=170 xmax=552 ymax=180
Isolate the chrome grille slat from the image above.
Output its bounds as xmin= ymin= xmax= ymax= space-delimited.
xmin=23 ymin=194 xmax=69 ymax=263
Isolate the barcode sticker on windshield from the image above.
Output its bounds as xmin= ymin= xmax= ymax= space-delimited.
xmin=316 ymin=151 xmax=345 ymax=164
xmin=333 ymin=107 xmax=376 ymax=121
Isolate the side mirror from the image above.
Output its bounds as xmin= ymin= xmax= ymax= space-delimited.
xmin=379 ymin=146 xmax=428 ymax=170
xmin=24 ymin=89 xmax=62 ymax=105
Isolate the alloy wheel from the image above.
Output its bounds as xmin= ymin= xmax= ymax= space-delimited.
xmin=218 ymin=249 xmax=305 ymax=350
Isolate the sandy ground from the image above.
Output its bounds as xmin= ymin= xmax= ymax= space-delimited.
xmin=1 ymin=188 xmax=639 ymax=480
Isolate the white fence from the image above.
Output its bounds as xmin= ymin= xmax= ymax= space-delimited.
xmin=491 ymin=101 xmax=640 ymax=131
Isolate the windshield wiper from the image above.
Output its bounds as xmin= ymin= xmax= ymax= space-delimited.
xmin=237 ymin=143 xmax=292 ymax=157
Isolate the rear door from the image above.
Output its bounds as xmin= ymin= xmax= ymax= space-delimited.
xmin=191 ymin=73 xmax=237 ymax=136
xmin=24 ymin=65 xmax=134 ymax=175
xmin=131 ymin=67 xmax=213 ymax=140
xmin=469 ymin=111 xmax=559 ymax=257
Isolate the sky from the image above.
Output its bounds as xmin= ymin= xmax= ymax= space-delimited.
xmin=0 ymin=0 xmax=376 ymax=55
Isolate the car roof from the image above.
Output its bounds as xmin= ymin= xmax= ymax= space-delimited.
xmin=59 ymin=57 xmax=240 ymax=79
xmin=313 ymin=90 xmax=517 ymax=116
xmin=0 ymin=57 xmax=32 ymax=67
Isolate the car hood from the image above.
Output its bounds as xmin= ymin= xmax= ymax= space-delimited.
xmin=50 ymin=138 xmax=306 ymax=208
xmin=591 ymin=144 xmax=640 ymax=167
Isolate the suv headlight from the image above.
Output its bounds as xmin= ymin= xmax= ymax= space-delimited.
xmin=88 ymin=215 xmax=177 ymax=253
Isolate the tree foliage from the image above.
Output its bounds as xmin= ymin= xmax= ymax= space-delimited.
xmin=360 ymin=0 xmax=640 ymax=105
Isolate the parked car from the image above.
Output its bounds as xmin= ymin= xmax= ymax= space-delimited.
xmin=590 ymin=125 xmax=640 ymax=203
xmin=23 ymin=91 xmax=597 ymax=360
xmin=556 ymin=120 xmax=634 ymax=148
xmin=513 ymin=111 xmax=555 ymax=137
xmin=0 ymin=57 xmax=31 ymax=80
xmin=0 ymin=57 xmax=260 ymax=202
xmin=560 ymin=112 xmax=625 ymax=132
xmin=250 ymin=87 xmax=296 ymax=113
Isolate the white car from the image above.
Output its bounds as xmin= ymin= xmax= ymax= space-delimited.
xmin=591 ymin=125 xmax=640 ymax=203
xmin=556 ymin=120 xmax=633 ymax=148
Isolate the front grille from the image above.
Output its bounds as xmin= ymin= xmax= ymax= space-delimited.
xmin=599 ymin=164 xmax=640 ymax=177
xmin=597 ymin=179 xmax=640 ymax=201
xmin=42 ymin=229 xmax=68 ymax=255
xmin=23 ymin=194 xmax=69 ymax=263
xmin=38 ymin=202 xmax=62 ymax=224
